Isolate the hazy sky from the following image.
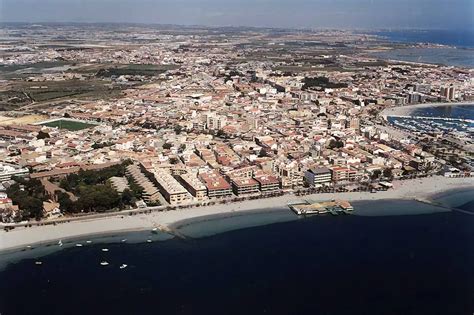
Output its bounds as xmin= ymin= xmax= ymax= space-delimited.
xmin=0 ymin=0 xmax=473 ymax=30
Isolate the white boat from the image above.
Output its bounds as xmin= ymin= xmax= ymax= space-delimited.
xmin=146 ymin=239 xmax=152 ymax=243
xmin=119 ymin=264 xmax=128 ymax=269
xmin=58 ymin=240 xmax=63 ymax=247
xmin=86 ymin=240 xmax=92 ymax=244
xmin=76 ymin=244 xmax=83 ymax=247
xmin=100 ymin=261 xmax=109 ymax=266
xmin=121 ymin=239 xmax=127 ymax=243
xmin=35 ymin=261 xmax=43 ymax=265
xmin=101 ymin=248 xmax=109 ymax=252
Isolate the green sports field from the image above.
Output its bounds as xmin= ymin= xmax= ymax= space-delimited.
xmin=40 ymin=119 xmax=97 ymax=131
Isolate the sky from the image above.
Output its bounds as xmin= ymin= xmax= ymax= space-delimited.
xmin=0 ymin=0 xmax=473 ymax=30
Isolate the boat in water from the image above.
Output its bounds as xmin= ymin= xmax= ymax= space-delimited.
xmin=76 ymin=244 xmax=83 ymax=247
xmin=100 ymin=261 xmax=109 ymax=266
xmin=102 ymin=248 xmax=109 ymax=252
xmin=119 ymin=264 xmax=128 ymax=269
xmin=35 ymin=261 xmax=43 ymax=265
xmin=58 ymin=240 xmax=63 ymax=247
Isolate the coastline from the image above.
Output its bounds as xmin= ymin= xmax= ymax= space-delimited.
xmin=0 ymin=176 xmax=472 ymax=253
xmin=381 ymin=101 xmax=473 ymax=117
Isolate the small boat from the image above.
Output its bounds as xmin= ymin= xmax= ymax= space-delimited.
xmin=121 ymin=239 xmax=127 ymax=243
xmin=76 ymin=244 xmax=83 ymax=247
xmin=146 ymin=239 xmax=152 ymax=243
xmin=86 ymin=241 xmax=92 ymax=244
xmin=119 ymin=264 xmax=128 ymax=269
xmin=58 ymin=240 xmax=63 ymax=247
xmin=100 ymin=261 xmax=109 ymax=266
xmin=101 ymin=248 xmax=109 ymax=252
xmin=35 ymin=261 xmax=43 ymax=265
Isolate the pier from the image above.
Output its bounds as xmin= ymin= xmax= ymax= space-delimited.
xmin=289 ymin=200 xmax=354 ymax=216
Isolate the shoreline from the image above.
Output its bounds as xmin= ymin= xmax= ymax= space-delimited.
xmin=381 ymin=101 xmax=473 ymax=117
xmin=0 ymin=176 xmax=472 ymax=253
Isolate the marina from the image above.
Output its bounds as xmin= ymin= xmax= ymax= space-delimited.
xmin=288 ymin=200 xmax=354 ymax=216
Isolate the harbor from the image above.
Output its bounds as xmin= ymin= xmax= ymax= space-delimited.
xmin=288 ymin=200 xmax=354 ymax=216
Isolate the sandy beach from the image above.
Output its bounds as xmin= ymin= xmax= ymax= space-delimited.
xmin=0 ymin=176 xmax=472 ymax=252
xmin=381 ymin=101 xmax=473 ymax=117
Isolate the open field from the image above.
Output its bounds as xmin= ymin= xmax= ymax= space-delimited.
xmin=0 ymin=90 xmax=32 ymax=110
xmin=0 ymin=61 xmax=74 ymax=79
xmin=20 ymin=80 xmax=115 ymax=102
xmin=1 ymin=79 xmax=123 ymax=110
xmin=73 ymin=63 xmax=180 ymax=77
xmin=0 ymin=114 xmax=48 ymax=125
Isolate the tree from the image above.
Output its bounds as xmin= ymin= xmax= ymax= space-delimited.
xmin=328 ymin=139 xmax=344 ymax=149
xmin=56 ymin=191 xmax=75 ymax=213
xmin=20 ymin=197 xmax=43 ymax=221
xmin=121 ymin=189 xmax=135 ymax=205
xmin=174 ymin=125 xmax=182 ymax=135
xmin=37 ymin=130 xmax=50 ymax=140
xmin=75 ymin=185 xmax=121 ymax=212
xmin=128 ymin=178 xmax=143 ymax=199
xmin=371 ymin=170 xmax=382 ymax=180
xmin=6 ymin=180 xmax=46 ymax=221
xmin=383 ymin=168 xmax=393 ymax=179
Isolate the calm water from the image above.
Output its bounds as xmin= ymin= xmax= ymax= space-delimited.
xmin=0 ymin=194 xmax=473 ymax=315
xmin=412 ymin=104 xmax=474 ymax=120
xmin=372 ymin=30 xmax=474 ymax=48
xmin=367 ymin=30 xmax=474 ymax=68
xmin=371 ymin=47 xmax=474 ymax=68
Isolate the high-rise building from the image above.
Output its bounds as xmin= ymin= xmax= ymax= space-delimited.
xmin=414 ymin=84 xmax=431 ymax=94
xmin=441 ymin=85 xmax=456 ymax=100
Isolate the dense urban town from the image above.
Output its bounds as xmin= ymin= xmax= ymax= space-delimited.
xmin=0 ymin=24 xmax=472 ymax=224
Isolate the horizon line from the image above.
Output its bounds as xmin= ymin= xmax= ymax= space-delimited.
xmin=0 ymin=21 xmax=470 ymax=33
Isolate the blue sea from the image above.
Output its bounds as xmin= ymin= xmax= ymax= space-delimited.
xmin=412 ymin=104 xmax=474 ymax=120
xmin=0 ymin=189 xmax=473 ymax=315
xmin=372 ymin=30 xmax=474 ymax=48
xmin=368 ymin=30 xmax=474 ymax=68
